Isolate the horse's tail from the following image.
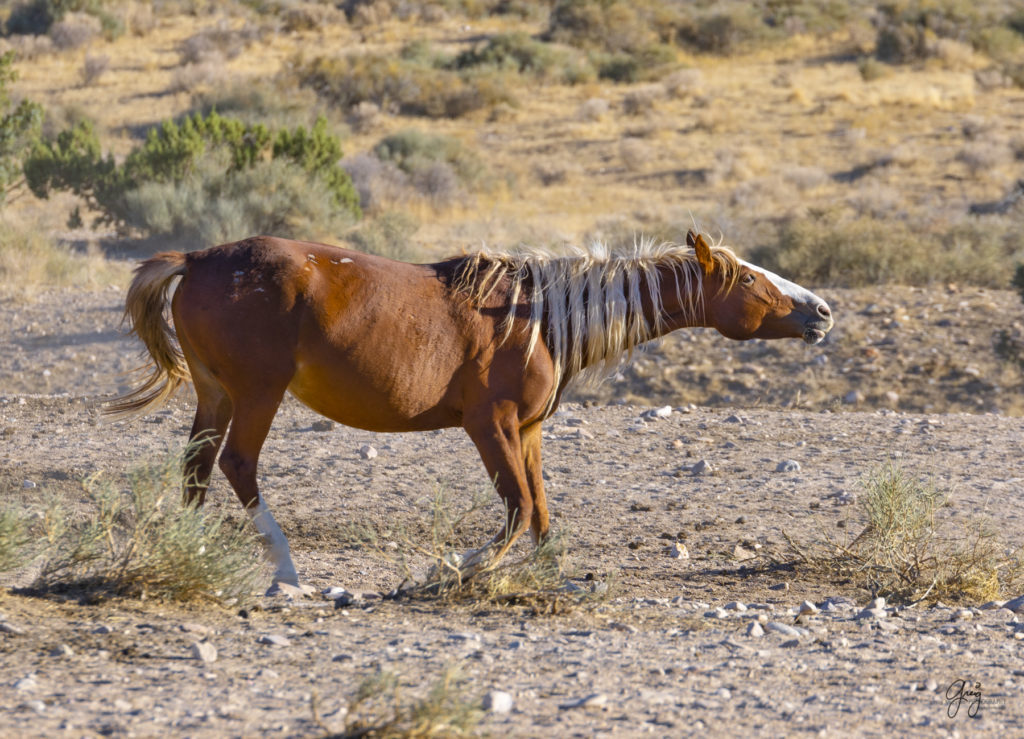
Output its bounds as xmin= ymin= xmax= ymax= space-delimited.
xmin=104 ymin=252 xmax=191 ymax=420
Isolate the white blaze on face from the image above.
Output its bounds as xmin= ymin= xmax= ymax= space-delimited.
xmin=739 ymin=259 xmax=829 ymax=313
xmin=248 ymin=498 xmax=299 ymax=585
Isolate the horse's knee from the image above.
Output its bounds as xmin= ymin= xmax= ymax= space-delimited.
xmin=217 ymin=449 xmax=256 ymax=502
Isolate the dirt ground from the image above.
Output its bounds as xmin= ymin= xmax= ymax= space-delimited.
xmin=2 ymin=286 xmax=1024 ymax=737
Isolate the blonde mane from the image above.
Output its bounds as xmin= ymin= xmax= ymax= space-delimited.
xmin=454 ymin=238 xmax=741 ymax=412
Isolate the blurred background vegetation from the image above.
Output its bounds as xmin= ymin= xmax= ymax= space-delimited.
xmin=0 ymin=0 xmax=1022 ymax=287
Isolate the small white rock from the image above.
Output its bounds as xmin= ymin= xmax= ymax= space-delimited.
xmin=668 ymin=542 xmax=689 ymax=559
xmin=724 ymin=601 xmax=747 ymax=612
xmin=775 ymin=460 xmax=801 ymax=473
xmin=559 ymin=693 xmax=607 ymax=710
xmin=482 ymin=690 xmax=514 ymax=713
xmin=798 ymin=600 xmax=819 ymax=616
xmin=13 ymin=676 xmax=38 ymax=692
xmin=359 ymin=444 xmax=378 ymax=460
xmin=22 ymin=480 xmax=36 ymax=489
xmin=872 ymin=597 xmax=886 ymax=610
xmin=191 ymin=641 xmax=217 ymax=663
xmin=651 ymin=405 xmax=672 ymax=418
xmin=48 ymin=644 xmax=73 ymax=658
xmin=258 ymin=634 xmax=291 ymax=647
xmin=691 ymin=459 xmax=714 ymax=475
xmin=746 ymin=622 xmax=764 ymax=638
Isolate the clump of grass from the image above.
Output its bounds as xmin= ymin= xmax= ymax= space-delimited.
xmin=0 ymin=220 xmax=130 ymax=292
xmin=346 ymin=484 xmax=593 ymax=611
xmin=34 ymin=442 xmax=263 ymax=605
xmin=785 ymin=462 xmax=1023 ymax=605
xmin=0 ymin=509 xmax=33 ymax=573
xmin=314 ymin=663 xmax=482 ymax=738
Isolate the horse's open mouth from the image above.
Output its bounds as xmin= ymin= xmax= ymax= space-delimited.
xmin=803 ymin=326 xmax=829 ymax=345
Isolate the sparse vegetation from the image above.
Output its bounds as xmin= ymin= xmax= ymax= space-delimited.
xmin=0 ymin=50 xmax=43 ymax=204
xmin=0 ymin=219 xmax=129 ymax=289
xmin=786 ymin=462 xmax=1023 ymax=604
xmin=23 ymin=111 xmax=361 ymax=240
xmin=0 ymin=508 xmax=32 ymax=573
xmin=316 ymin=663 xmax=482 ymax=738
xmin=34 ymin=443 xmax=263 ymax=605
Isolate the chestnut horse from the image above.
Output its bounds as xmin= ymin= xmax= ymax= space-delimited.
xmin=106 ymin=231 xmax=832 ymax=588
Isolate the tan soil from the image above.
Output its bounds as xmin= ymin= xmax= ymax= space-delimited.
xmin=1 ymin=287 xmax=1023 ymax=736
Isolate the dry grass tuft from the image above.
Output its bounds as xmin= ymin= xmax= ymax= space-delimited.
xmin=0 ymin=509 xmax=33 ymax=574
xmin=33 ymin=441 xmax=263 ymax=605
xmin=314 ymin=663 xmax=481 ymax=738
xmin=785 ymin=462 xmax=1024 ymax=605
xmin=0 ymin=220 xmax=129 ymax=293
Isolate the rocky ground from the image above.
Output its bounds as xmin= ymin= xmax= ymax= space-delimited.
xmin=1 ymin=286 xmax=1024 ymax=736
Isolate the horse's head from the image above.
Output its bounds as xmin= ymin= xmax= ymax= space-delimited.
xmin=689 ymin=231 xmax=833 ymax=345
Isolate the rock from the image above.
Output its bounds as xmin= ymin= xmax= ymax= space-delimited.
xmin=724 ymin=414 xmax=744 ymax=424
xmin=1003 ymin=594 xmax=1024 ymax=613
xmin=843 ymin=390 xmax=863 ymax=405
xmin=22 ymin=480 xmax=36 ymax=489
xmin=48 ymin=644 xmax=73 ymax=658
xmin=769 ymin=582 xmax=790 ymax=592
xmin=724 ymin=601 xmax=747 ymax=611
xmin=953 ymin=609 xmax=973 ymax=621
xmin=704 ymin=607 xmax=728 ymax=619
xmin=775 ymin=460 xmax=801 ymax=473
xmin=178 ymin=622 xmax=210 ymax=635
xmin=856 ymin=608 xmax=887 ymax=620
xmin=0 ymin=622 xmax=25 ymax=635
xmin=765 ymin=621 xmax=803 ymax=637
xmin=691 ymin=459 xmax=714 ymax=475
xmin=258 ymin=634 xmax=291 ymax=647
xmin=872 ymin=597 xmax=887 ymax=610
xmin=322 ymin=586 xmax=351 ymax=600
xmin=798 ymin=600 xmax=818 ymax=616
xmin=925 ymin=679 xmax=939 ymax=692
xmin=980 ymin=600 xmax=1006 ymax=610
xmin=359 ymin=444 xmax=378 ymax=460
xmin=732 ymin=544 xmax=757 ymax=561
xmin=780 ymin=638 xmax=801 ymax=648
xmin=668 ymin=542 xmax=689 ymax=559
xmin=647 ymin=405 xmax=672 ymax=419
xmin=310 ymin=419 xmax=334 ymax=432
xmin=13 ymin=676 xmax=38 ymax=691
xmin=746 ymin=621 xmax=764 ymax=637
xmin=559 ymin=693 xmax=608 ymax=710
xmin=265 ymin=581 xmax=311 ymax=600
xmin=884 ymin=391 xmax=900 ymax=405
xmin=191 ymin=642 xmax=217 ymax=663
xmin=482 ymin=690 xmax=514 ymax=713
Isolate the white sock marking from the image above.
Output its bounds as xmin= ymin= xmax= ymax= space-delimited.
xmin=248 ymin=499 xmax=299 ymax=585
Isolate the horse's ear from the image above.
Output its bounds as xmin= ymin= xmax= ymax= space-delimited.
xmin=693 ymin=233 xmax=714 ymax=275
xmin=686 ymin=229 xmax=697 ymax=247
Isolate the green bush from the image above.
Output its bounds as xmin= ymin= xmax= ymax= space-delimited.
xmin=24 ymin=111 xmax=361 ymax=236
xmin=374 ymin=128 xmax=484 ymax=186
xmin=0 ymin=51 xmax=44 ymax=204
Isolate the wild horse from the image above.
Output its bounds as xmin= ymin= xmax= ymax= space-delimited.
xmin=106 ymin=231 xmax=833 ymax=588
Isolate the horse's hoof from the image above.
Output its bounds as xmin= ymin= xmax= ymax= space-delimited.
xmin=265 ymin=581 xmax=314 ymax=599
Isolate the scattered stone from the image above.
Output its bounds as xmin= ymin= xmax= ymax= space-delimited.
xmin=482 ymin=690 xmax=515 ymax=714
xmin=724 ymin=414 xmax=744 ymax=424
xmin=191 ymin=642 xmax=217 ymax=663
xmin=258 ymin=634 xmax=291 ymax=647
xmin=856 ymin=608 xmax=887 ymax=620
xmin=178 ymin=622 xmax=210 ymax=635
xmin=705 ymin=607 xmax=728 ymax=619
xmin=723 ymin=601 xmax=747 ymax=612
xmin=644 ymin=405 xmax=672 ymax=419
xmin=769 ymin=582 xmax=790 ymax=592
xmin=843 ymin=390 xmax=863 ymax=404
xmin=22 ymin=480 xmax=36 ymax=489
xmin=265 ymin=581 xmax=310 ymax=600
xmin=0 ymin=622 xmax=25 ymax=635
xmin=746 ymin=622 xmax=764 ymax=638
xmin=872 ymin=597 xmax=887 ymax=610
xmin=775 ymin=460 xmax=801 ymax=473
xmin=359 ymin=444 xmax=378 ymax=460
xmin=24 ymin=699 xmax=46 ymax=714
xmin=798 ymin=600 xmax=819 ymax=616
xmin=980 ymin=600 xmax=1006 ymax=610
xmin=1002 ymin=594 xmax=1024 ymax=614
xmin=310 ymin=420 xmax=334 ymax=432
xmin=925 ymin=679 xmax=939 ymax=692
xmin=13 ymin=676 xmax=38 ymax=692
xmin=953 ymin=609 xmax=973 ymax=621
xmin=732 ymin=544 xmax=757 ymax=561
xmin=765 ymin=621 xmax=803 ymax=637
xmin=691 ymin=459 xmax=714 ymax=475
xmin=780 ymin=638 xmax=801 ymax=648
xmin=668 ymin=542 xmax=689 ymax=559
xmin=559 ymin=693 xmax=608 ymax=710
xmin=48 ymin=644 xmax=73 ymax=658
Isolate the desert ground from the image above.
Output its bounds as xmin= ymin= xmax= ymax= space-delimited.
xmin=3 ymin=2 xmax=1024 ymax=737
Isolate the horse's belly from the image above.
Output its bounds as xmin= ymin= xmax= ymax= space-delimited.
xmin=287 ymin=360 xmax=458 ymax=432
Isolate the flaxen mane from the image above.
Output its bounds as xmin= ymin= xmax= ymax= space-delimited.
xmin=454 ymin=239 xmax=741 ymax=411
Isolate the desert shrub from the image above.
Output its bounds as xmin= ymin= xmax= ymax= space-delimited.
xmin=295 ymin=51 xmax=515 ymax=118
xmin=345 ymin=210 xmax=421 ymax=261
xmin=178 ymin=20 xmax=265 ymax=65
xmin=0 ymin=51 xmax=43 ymax=204
xmin=35 ymin=445 xmax=263 ymax=604
xmin=191 ymin=79 xmax=323 ymax=129
xmin=322 ymin=664 xmax=482 ymax=738
xmin=121 ymin=150 xmax=358 ymax=246
xmin=343 ymin=152 xmax=410 ymax=210
xmin=786 ymin=462 xmax=1022 ymax=604
xmin=48 ymin=11 xmax=100 ymax=50
xmin=0 ymin=509 xmax=32 ymax=573
xmin=451 ymin=31 xmax=592 ymax=83
xmin=374 ymin=128 xmax=485 ymax=188
xmin=6 ymin=0 xmax=123 ymax=40
xmin=750 ymin=213 xmax=1022 ymax=287
xmin=79 ymin=53 xmax=109 ymax=86
xmin=24 ymin=111 xmax=361 ymax=235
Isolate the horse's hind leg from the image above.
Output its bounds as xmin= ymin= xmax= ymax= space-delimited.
xmin=217 ymin=387 xmax=299 ymax=587
xmin=180 ymin=337 xmax=232 ymax=506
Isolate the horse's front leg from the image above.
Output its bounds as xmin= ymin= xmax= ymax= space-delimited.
xmin=461 ymin=404 xmax=534 ymax=574
xmin=520 ymin=421 xmax=549 ymax=545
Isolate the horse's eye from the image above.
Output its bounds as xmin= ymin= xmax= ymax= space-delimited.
xmin=741 ymin=273 xmax=756 ymax=286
